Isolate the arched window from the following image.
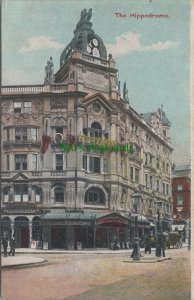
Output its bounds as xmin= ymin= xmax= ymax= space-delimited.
xmin=90 ymin=122 xmax=102 ymax=138
xmin=85 ymin=187 xmax=105 ymax=205
xmin=54 ymin=187 xmax=64 ymax=203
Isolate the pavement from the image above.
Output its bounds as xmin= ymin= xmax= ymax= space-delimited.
xmin=1 ymin=245 xmax=187 ymax=268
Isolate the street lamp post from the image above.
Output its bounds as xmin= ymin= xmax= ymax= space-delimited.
xmin=132 ymin=193 xmax=141 ymax=261
xmin=155 ymin=208 xmax=162 ymax=257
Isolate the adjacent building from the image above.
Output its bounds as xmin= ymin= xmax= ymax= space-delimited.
xmin=1 ymin=9 xmax=173 ymax=249
xmin=172 ymin=164 xmax=191 ymax=241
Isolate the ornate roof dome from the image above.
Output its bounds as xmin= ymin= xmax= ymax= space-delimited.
xmin=60 ymin=9 xmax=107 ymax=67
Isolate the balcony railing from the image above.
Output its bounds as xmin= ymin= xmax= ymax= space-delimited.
xmin=1 ymin=83 xmax=67 ymax=95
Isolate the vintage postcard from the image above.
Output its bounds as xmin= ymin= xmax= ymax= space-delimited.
xmin=1 ymin=0 xmax=191 ymax=299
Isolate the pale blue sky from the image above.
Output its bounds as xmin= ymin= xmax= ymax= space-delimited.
xmin=2 ymin=0 xmax=190 ymax=164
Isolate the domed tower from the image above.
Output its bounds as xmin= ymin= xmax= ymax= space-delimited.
xmin=60 ymin=8 xmax=107 ymax=67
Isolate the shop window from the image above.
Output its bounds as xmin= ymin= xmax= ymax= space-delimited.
xmin=89 ymin=156 xmax=100 ymax=173
xmin=85 ymin=187 xmax=105 ymax=205
xmin=56 ymin=154 xmax=63 ymax=171
xmin=15 ymin=154 xmax=27 ymax=170
xmin=14 ymin=184 xmax=28 ymax=202
xmin=54 ymin=187 xmax=64 ymax=203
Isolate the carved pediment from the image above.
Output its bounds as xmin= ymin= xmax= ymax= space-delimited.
xmin=11 ymin=172 xmax=28 ymax=181
xmin=82 ymin=92 xmax=118 ymax=115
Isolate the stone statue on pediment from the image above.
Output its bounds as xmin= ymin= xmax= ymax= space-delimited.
xmin=44 ymin=57 xmax=54 ymax=84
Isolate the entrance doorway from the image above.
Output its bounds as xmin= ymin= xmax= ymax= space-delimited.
xmin=51 ymin=226 xmax=66 ymax=249
xmin=14 ymin=217 xmax=29 ymax=248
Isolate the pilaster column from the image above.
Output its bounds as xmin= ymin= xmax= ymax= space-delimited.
xmin=29 ymin=221 xmax=32 ymax=247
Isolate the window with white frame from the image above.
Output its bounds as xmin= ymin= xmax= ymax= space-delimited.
xmin=176 ymin=195 xmax=184 ymax=206
xmin=14 ymin=101 xmax=31 ymax=113
xmin=14 ymin=184 xmax=28 ymax=202
xmin=23 ymin=102 xmax=31 ymax=113
xmin=15 ymin=128 xmax=27 ymax=141
xmin=177 ymin=185 xmax=183 ymax=191
xmin=30 ymin=128 xmax=38 ymax=140
xmin=15 ymin=154 xmax=27 ymax=170
xmin=14 ymin=102 xmax=22 ymax=113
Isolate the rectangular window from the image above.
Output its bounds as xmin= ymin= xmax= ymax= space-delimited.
xmin=89 ymin=156 xmax=100 ymax=173
xmin=121 ymin=162 xmax=124 ymax=176
xmin=177 ymin=185 xmax=183 ymax=191
xmin=130 ymin=167 xmax=134 ymax=181
xmin=163 ymin=183 xmax=165 ymax=194
xmin=156 ymin=179 xmax=159 ymax=192
xmin=35 ymin=190 xmax=41 ymax=203
xmin=14 ymin=185 xmax=28 ymax=202
xmin=56 ymin=154 xmax=63 ymax=171
xmin=56 ymin=127 xmax=63 ymax=135
xmin=156 ymin=158 xmax=159 ymax=169
xmin=163 ymin=162 xmax=165 ymax=172
xmin=15 ymin=128 xmax=27 ymax=141
xmin=7 ymin=128 xmax=10 ymax=141
xmin=135 ymin=168 xmax=139 ymax=183
xmin=103 ymin=157 xmax=108 ymax=173
xmin=176 ymin=195 xmax=184 ymax=206
xmin=145 ymin=174 xmax=148 ymax=187
xmin=15 ymin=154 xmax=27 ymax=170
xmin=14 ymin=102 xmax=22 ymax=113
xmin=150 ymin=175 xmax=153 ymax=189
xmin=83 ymin=155 xmax=87 ymax=170
xmin=149 ymin=155 xmax=153 ymax=167
xmin=23 ymin=102 xmax=31 ymax=113
xmin=31 ymin=128 xmax=37 ymax=140
xmin=32 ymin=154 xmax=38 ymax=170
xmin=6 ymin=155 xmax=9 ymax=171
xmin=145 ymin=153 xmax=148 ymax=166
xmin=166 ymin=184 xmax=169 ymax=196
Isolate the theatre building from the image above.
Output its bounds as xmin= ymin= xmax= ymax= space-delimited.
xmin=1 ymin=9 xmax=173 ymax=249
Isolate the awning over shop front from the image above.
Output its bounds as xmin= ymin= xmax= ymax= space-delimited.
xmin=171 ymin=224 xmax=185 ymax=231
xmin=96 ymin=212 xmax=129 ymax=226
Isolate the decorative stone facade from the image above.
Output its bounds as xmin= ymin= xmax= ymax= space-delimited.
xmin=1 ymin=9 xmax=173 ymax=249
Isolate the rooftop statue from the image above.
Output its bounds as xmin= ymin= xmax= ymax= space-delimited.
xmin=44 ymin=57 xmax=54 ymax=84
xmin=75 ymin=8 xmax=93 ymax=31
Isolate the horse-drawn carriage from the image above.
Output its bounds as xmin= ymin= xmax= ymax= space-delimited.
xmin=166 ymin=231 xmax=182 ymax=249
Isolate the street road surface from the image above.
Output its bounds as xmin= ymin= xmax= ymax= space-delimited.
xmin=2 ymin=248 xmax=190 ymax=300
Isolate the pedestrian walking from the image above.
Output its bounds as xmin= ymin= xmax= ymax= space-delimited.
xmin=2 ymin=234 xmax=8 ymax=257
xmin=145 ymin=234 xmax=151 ymax=254
xmin=9 ymin=234 xmax=16 ymax=256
